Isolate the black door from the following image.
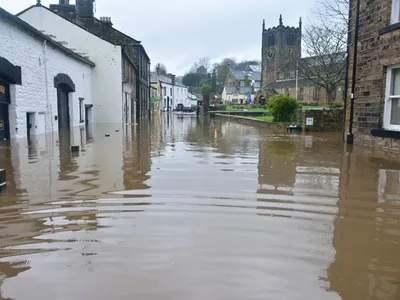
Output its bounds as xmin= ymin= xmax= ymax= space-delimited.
xmin=0 ymin=80 xmax=10 ymax=141
xmin=57 ymin=87 xmax=70 ymax=129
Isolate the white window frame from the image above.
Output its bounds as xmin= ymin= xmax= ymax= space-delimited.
xmin=384 ymin=65 xmax=400 ymax=130
xmin=391 ymin=0 xmax=400 ymax=24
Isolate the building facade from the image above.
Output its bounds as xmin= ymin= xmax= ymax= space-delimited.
xmin=345 ymin=0 xmax=400 ymax=152
xmin=222 ymin=86 xmax=253 ymax=105
xmin=259 ymin=16 xmax=345 ymax=106
xmin=0 ymin=7 xmax=93 ymax=140
xmin=19 ymin=0 xmax=150 ymax=122
xmin=18 ymin=3 xmax=131 ymax=124
xmin=151 ymin=73 xmax=189 ymax=111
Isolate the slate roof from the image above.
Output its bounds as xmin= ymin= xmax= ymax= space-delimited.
xmin=151 ymin=73 xmax=187 ymax=87
xmin=231 ymin=70 xmax=261 ymax=82
xmin=249 ymin=65 xmax=261 ymax=72
xmin=224 ymin=86 xmax=253 ymax=94
xmin=300 ymin=52 xmax=347 ymax=67
xmin=1 ymin=6 xmax=94 ymax=66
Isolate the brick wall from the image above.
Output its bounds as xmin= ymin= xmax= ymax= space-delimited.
xmin=298 ymin=109 xmax=344 ymax=132
xmin=345 ymin=0 xmax=400 ymax=151
xmin=0 ymin=17 xmax=93 ymax=139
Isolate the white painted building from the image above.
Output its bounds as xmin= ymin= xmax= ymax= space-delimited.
xmin=151 ymin=73 xmax=188 ymax=111
xmin=174 ymin=82 xmax=189 ymax=108
xmin=18 ymin=3 xmax=130 ymax=125
xmin=0 ymin=7 xmax=93 ymax=140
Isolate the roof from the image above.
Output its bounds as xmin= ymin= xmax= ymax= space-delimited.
xmin=300 ymin=52 xmax=347 ymax=67
xmin=17 ymin=4 xmax=150 ymax=62
xmin=224 ymin=86 xmax=253 ymax=94
xmin=2 ymin=6 xmax=94 ymax=67
xmin=151 ymin=72 xmax=187 ymax=88
xmin=230 ymin=70 xmax=261 ymax=82
xmin=264 ymin=78 xmax=314 ymax=89
xmin=249 ymin=65 xmax=261 ymax=72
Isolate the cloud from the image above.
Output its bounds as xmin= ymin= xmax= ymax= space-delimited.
xmin=2 ymin=0 xmax=318 ymax=75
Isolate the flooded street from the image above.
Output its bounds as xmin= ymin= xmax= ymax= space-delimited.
xmin=1 ymin=114 xmax=400 ymax=299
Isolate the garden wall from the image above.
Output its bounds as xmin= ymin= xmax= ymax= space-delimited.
xmin=297 ymin=109 xmax=344 ymax=132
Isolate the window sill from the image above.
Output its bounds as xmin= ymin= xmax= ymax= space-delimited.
xmin=371 ymin=128 xmax=400 ymax=138
xmin=379 ymin=22 xmax=400 ymax=35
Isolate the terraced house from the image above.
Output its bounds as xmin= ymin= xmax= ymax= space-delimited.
xmin=19 ymin=0 xmax=151 ymax=123
xmin=345 ymin=0 xmax=400 ymax=151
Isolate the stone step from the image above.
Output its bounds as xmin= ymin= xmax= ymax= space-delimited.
xmin=0 ymin=169 xmax=6 ymax=193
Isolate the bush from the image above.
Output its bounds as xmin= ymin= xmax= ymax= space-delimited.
xmin=330 ymin=101 xmax=344 ymax=109
xmin=214 ymin=104 xmax=227 ymax=111
xmin=267 ymin=94 xmax=300 ymax=122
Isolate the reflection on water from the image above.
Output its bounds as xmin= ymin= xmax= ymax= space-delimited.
xmin=0 ymin=114 xmax=400 ymax=299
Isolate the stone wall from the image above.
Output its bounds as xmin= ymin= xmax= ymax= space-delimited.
xmin=298 ymin=109 xmax=344 ymax=132
xmin=345 ymin=0 xmax=400 ymax=152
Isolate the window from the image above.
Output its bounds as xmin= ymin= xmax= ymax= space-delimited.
xmin=384 ymin=66 xmax=400 ymax=129
xmin=287 ymin=34 xmax=295 ymax=46
xmin=79 ymin=98 xmax=84 ymax=123
xmin=391 ymin=0 xmax=400 ymax=24
xmin=268 ymin=34 xmax=275 ymax=46
xmin=170 ymin=88 xmax=172 ymax=96
xmin=298 ymin=87 xmax=304 ymax=101
xmin=313 ymin=86 xmax=321 ymax=100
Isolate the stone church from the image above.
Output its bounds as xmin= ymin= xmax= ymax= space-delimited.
xmin=255 ymin=16 xmax=345 ymax=106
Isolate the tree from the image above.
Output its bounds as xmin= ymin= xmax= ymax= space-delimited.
xmin=182 ymin=72 xmax=207 ymax=87
xmin=190 ymin=57 xmax=211 ymax=73
xmin=201 ymin=81 xmax=213 ymax=96
xmin=211 ymin=69 xmax=217 ymax=92
xmin=299 ymin=0 xmax=349 ymax=103
xmin=153 ymin=63 xmax=167 ymax=75
xmin=244 ymin=75 xmax=250 ymax=87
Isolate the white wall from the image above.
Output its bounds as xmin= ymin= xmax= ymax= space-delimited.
xmin=173 ymin=85 xmax=189 ymax=107
xmin=19 ymin=6 xmax=123 ymax=124
xmin=0 ymin=18 xmax=93 ymax=139
xmin=161 ymin=82 xmax=173 ymax=110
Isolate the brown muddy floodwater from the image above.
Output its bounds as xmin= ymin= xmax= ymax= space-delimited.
xmin=1 ymin=114 xmax=400 ymax=299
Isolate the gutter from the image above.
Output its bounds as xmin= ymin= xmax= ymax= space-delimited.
xmin=347 ymin=0 xmax=361 ymax=144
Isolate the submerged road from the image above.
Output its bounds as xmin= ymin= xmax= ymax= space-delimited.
xmin=0 ymin=114 xmax=400 ymax=299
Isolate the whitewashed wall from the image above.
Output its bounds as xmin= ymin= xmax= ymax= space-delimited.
xmin=173 ymin=85 xmax=189 ymax=107
xmin=19 ymin=6 xmax=123 ymax=124
xmin=0 ymin=17 xmax=93 ymax=139
xmin=161 ymin=82 xmax=173 ymax=110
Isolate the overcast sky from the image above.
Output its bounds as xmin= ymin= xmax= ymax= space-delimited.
xmin=1 ymin=0 xmax=318 ymax=75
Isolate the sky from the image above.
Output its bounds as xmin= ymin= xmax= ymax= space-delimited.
xmin=1 ymin=0 xmax=318 ymax=75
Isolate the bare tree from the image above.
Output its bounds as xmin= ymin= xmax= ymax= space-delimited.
xmin=154 ymin=63 xmax=167 ymax=75
xmin=190 ymin=57 xmax=211 ymax=73
xmin=298 ymin=0 xmax=349 ymax=103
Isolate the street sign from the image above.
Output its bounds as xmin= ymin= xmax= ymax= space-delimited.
xmin=306 ymin=117 xmax=314 ymax=126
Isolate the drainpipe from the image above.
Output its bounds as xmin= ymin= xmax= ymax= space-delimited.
xmin=347 ymin=0 xmax=361 ymax=145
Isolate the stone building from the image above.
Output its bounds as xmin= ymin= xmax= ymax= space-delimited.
xmin=258 ymin=16 xmax=345 ymax=105
xmin=344 ymin=0 xmax=400 ymax=152
xmin=19 ymin=0 xmax=151 ymax=122
xmin=0 ymin=7 xmax=93 ymax=140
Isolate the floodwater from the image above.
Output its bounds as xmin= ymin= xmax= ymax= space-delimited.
xmin=1 ymin=114 xmax=400 ymax=299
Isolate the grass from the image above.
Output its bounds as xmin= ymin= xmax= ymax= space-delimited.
xmin=247 ymin=115 xmax=274 ymax=121
xmin=302 ymin=105 xmax=330 ymax=110
xmin=226 ymin=105 xmax=268 ymax=112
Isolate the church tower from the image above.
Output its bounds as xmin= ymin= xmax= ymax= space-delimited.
xmin=261 ymin=15 xmax=302 ymax=87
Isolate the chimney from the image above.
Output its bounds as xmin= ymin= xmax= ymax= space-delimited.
xmin=171 ymin=74 xmax=176 ymax=85
xmin=100 ymin=16 xmax=113 ymax=26
xmin=156 ymin=65 xmax=161 ymax=76
xmin=59 ymin=0 xmax=70 ymax=4
xmin=76 ymin=0 xmax=94 ymax=18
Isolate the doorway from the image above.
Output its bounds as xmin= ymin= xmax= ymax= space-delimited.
xmin=26 ymin=112 xmax=36 ymax=137
xmin=57 ymin=86 xmax=70 ymax=130
xmin=0 ymin=80 xmax=10 ymax=141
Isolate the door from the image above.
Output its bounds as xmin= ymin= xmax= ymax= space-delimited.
xmin=57 ymin=87 xmax=70 ymax=129
xmin=0 ymin=81 xmax=10 ymax=141
xmin=0 ymin=103 xmax=9 ymax=141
